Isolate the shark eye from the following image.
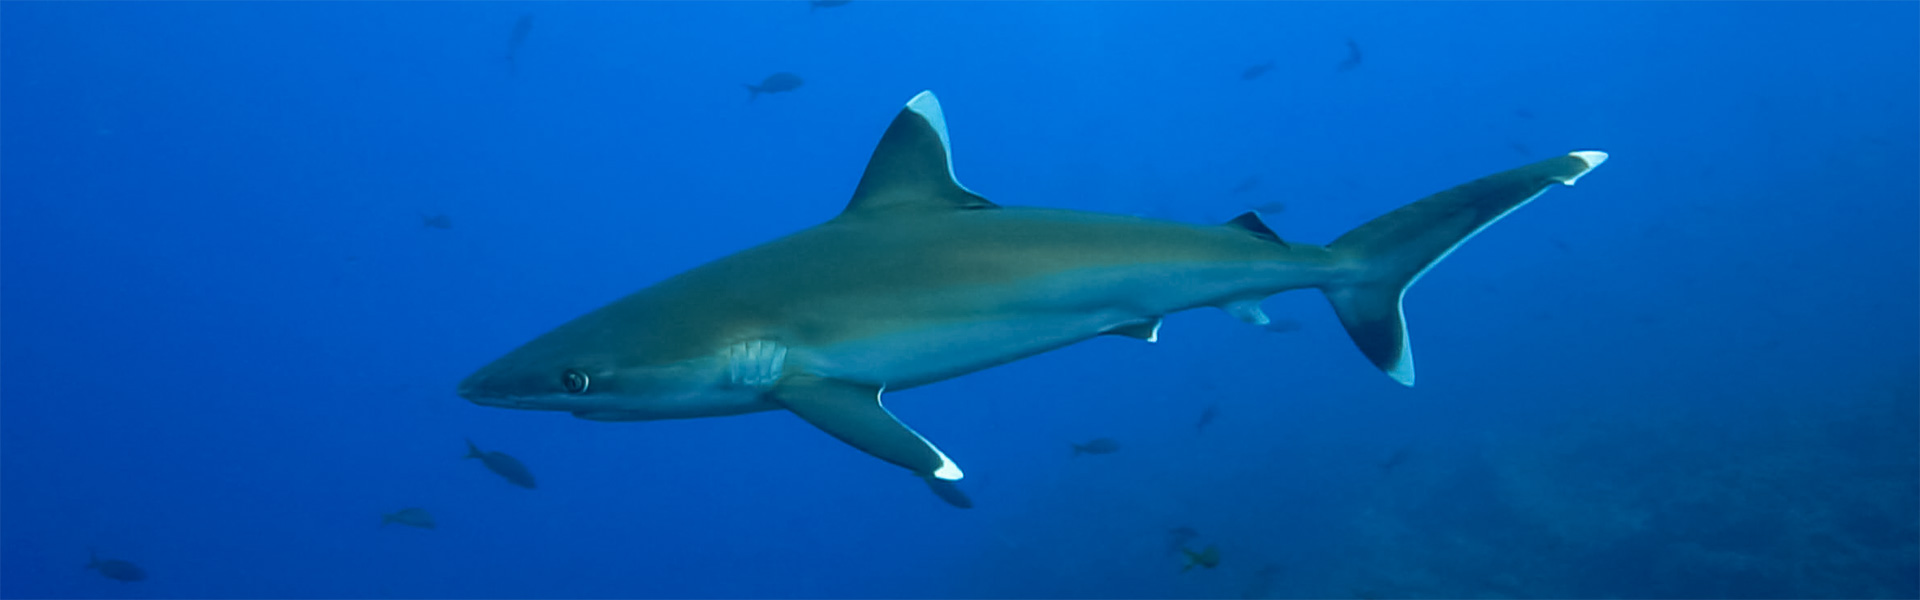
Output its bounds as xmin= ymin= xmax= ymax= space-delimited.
xmin=561 ymin=369 xmax=590 ymax=394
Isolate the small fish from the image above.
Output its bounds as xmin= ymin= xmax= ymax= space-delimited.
xmin=1378 ymin=445 xmax=1411 ymax=473
xmin=1230 ymin=176 xmax=1259 ymax=194
xmin=1195 ymin=404 xmax=1218 ymax=433
xmin=1070 ymin=437 xmax=1119 ymax=456
xmin=382 ymin=507 xmax=436 ymax=529
xmin=465 ymin=439 xmax=537 ymax=489
xmin=1181 ymin=544 xmax=1221 ymax=573
xmin=1336 ymin=38 xmax=1363 ymax=72
xmin=1248 ymin=200 xmax=1287 ymax=214
xmin=86 ymin=550 xmax=145 ymax=583
xmin=809 ymin=0 xmax=852 ymax=11
xmin=1167 ymin=525 xmax=1199 ymax=555
xmin=1240 ymin=60 xmax=1276 ymax=81
xmin=421 ymin=213 xmax=452 ymax=229
xmin=745 ymin=72 xmax=804 ymax=102
xmin=505 ymin=15 xmax=534 ymax=76
xmin=1261 ymin=319 xmax=1303 ymax=334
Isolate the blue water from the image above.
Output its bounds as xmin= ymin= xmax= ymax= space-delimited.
xmin=4 ymin=2 xmax=1915 ymax=598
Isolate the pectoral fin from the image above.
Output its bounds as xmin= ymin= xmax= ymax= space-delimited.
xmin=773 ymin=375 xmax=964 ymax=481
xmin=924 ymin=476 xmax=974 ymax=508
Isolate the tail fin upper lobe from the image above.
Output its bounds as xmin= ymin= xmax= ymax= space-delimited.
xmin=1325 ymin=151 xmax=1607 ymax=386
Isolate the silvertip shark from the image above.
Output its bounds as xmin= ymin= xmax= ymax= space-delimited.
xmin=458 ymin=91 xmax=1608 ymax=508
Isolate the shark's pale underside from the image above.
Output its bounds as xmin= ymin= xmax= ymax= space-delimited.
xmin=458 ymin=91 xmax=1608 ymax=507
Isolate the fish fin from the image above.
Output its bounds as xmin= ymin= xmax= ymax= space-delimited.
xmin=1222 ymin=299 xmax=1270 ymax=326
xmin=464 ymin=438 xmax=482 ymax=459
xmin=1325 ymin=151 xmax=1607 ymax=386
xmin=1101 ymin=317 xmax=1162 ymax=342
xmin=773 ymin=374 xmax=963 ymax=482
xmin=839 ymin=91 xmax=995 ymax=218
xmin=924 ymin=476 xmax=973 ymax=508
xmin=1223 ymin=211 xmax=1288 ymax=247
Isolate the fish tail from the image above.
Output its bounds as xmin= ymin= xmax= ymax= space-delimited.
xmin=464 ymin=438 xmax=483 ymax=459
xmin=744 ymin=84 xmax=760 ymax=102
xmin=380 ymin=514 xmax=394 ymax=527
xmin=1069 ymin=444 xmax=1082 ymax=457
xmin=85 ymin=548 xmax=97 ymax=570
xmin=1323 ymin=151 xmax=1607 ymax=386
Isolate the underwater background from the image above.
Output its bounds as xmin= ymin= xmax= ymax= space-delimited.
xmin=3 ymin=1 xmax=1916 ymax=598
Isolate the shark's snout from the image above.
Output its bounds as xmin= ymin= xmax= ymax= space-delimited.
xmin=456 ymin=369 xmax=508 ymax=405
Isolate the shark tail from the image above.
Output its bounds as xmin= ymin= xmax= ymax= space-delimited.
xmin=744 ymin=84 xmax=760 ymax=102
xmin=463 ymin=438 xmax=483 ymax=459
xmin=1323 ymin=151 xmax=1607 ymax=386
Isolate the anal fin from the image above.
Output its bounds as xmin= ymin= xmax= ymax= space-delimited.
xmin=1102 ymin=317 xmax=1163 ymax=342
xmin=773 ymin=375 xmax=964 ymax=482
xmin=1223 ymin=300 xmax=1271 ymax=326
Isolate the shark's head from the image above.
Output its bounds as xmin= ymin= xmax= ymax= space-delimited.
xmin=456 ymin=334 xmax=629 ymax=412
xmin=456 ymin=316 xmax=772 ymax=420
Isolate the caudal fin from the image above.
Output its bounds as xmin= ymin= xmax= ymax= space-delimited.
xmin=1325 ymin=151 xmax=1607 ymax=386
xmin=463 ymin=438 xmax=483 ymax=459
xmin=744 ymin=84 xmax=760 ymax=102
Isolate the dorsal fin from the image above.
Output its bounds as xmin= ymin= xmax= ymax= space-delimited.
xmin=1224 ymin=211 xmax=1288 ymax=248
xmin=839 ymin=91 xmax=996 ymax=218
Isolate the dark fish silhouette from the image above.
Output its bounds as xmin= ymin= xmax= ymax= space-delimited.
xmin=1181 ymin=545 xmax=1221 ymax=572
xmin=1378 ymin=445 xmax=1412 ymax=473
xmin=86 ymin=550 xmax=145 ymax=583
xmin=505 ymin=15 xmax=534 ymax=76
xmin=809 ymin=0 xmax=852 ymax=11
xmin=1336 ymin=38 xmax=1363 ymax=72
xmin=421 ymin=213 xmax=452 ymax=230
xmin=465 ymin=439 xmax=537 ymax=489
xmin=745 ymin=72 xmax=804 ymax=101
xmin=1195 ymin=404 xmax=1218 ymax=433
xmin=1071 ymin=437 xmax=1120 ymax=456
xmin=382 ymin=507 xmax=436 ymax=529
xmin=1240 ymin=60 xmax=1277 ymax=81
xmin=1230 ymin=176 xmax=1259 ymax=194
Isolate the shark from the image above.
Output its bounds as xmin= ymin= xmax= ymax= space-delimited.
xmin=457 ymin=91 xmax=1607 ymax=508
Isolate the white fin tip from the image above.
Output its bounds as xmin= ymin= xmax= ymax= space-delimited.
xmin=1559 ymin=150 xmax=1609 ymax=186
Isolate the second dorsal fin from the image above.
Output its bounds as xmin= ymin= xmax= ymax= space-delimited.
xmin=1224 ymin=211 xmax=1288 ymax=248
xmin=839 ymin=91 xmax=996 ymax=218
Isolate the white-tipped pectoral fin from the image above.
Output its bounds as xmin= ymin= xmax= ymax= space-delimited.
xmin=773 ymin=375 xmax=964 ymax=482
